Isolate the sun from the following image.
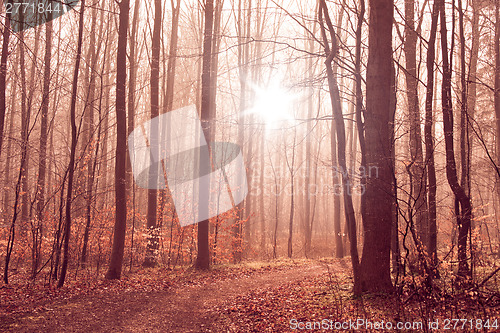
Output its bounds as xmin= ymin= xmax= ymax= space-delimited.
xmin=248 ymin=80 xmax=296 ymax=130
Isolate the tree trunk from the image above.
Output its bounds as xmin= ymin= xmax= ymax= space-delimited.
xmin=439 ymin=0 xmax=472 ymax=278
xmin=106 ymin=0 xmax=129 ymax=280
xmin=357 ymin=0 xmax=394 ymax=294
xmin=425 ymin=0 xmax=439 ymax=271
xmin=404 ymin=0 xmax=428 ymax=251
xmin=319 ymin=0 xmax=360 ymax=289
xmin=287 ymin=133 xmax=297 ymax=258
xmin=195 ymin=0 xmax=215 ymax=271
xmin=2 ymin=69 xmax=17 ymax=221
xmin=495 ymin=0 xmax=500 ymax=209
xmin=235 ymin=0 xmax=247 ymax=253
xmin=58 ymin=0 xmax=86 ymax=288
xmin=144 ymin=0 xmax=162 ymax=268
xmin=332 ymin=127 xmax=343 ymax=258
xmin=33 ymin=12 xmax=53 ymax=277
xmin=390 ymin=60 xmax=402 ymax=274
xmin=127 ymin=0 xmax=140 ymax=192
xmin=355 ymin=0 xmax=367 ymax=226
xmin=0 ymin=1 xmax=11 ymax=158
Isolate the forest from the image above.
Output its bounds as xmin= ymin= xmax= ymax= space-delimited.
xmin=1 ymin=0 xmax=500 ymax=331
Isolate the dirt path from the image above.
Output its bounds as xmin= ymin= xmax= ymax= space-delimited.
xmin=3 ymin=263 xmax=327 ymax=332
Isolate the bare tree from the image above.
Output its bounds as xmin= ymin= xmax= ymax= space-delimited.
xmin=318 ymin=0 xmax=360 ymax=290
xmin=404 ymin=0 xmax=428 ymax=251
xmin=357 ymin=0 xmax=394 ymax=294
xmin=0 ymin=0 xmax=12 ymax=158
xmin=33 ymin=7 xmax=53 ymax=277
xmin=58 ymin=0 xmax=86 ymax=288
xmin=196 ymin=0 xmax=215 ymax=271
xmin=144 ymin=0 xmax=163 ymax=268
xmin=425 ymin=0 xmax=439 ymax=271
xmin=439 ymin=0 xmax=472 ymax=278
xmin=106 ymin=0 xmax=130 ymax=280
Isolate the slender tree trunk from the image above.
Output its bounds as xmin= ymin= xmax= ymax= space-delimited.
xmin=195 ymin=0 xmax=215 ymax=271
xmin=304 ymin=8 xmax=318 ymax=259
xmin=440 ymin=0 xmax=472 ymax=278
xmin=242 ymin=0 xmax=253 ymax=249
xmin=287 ymin=133 xmax=297 ymax=258
xmin=82 ymin=3 xmax=107 ymax=266
xmin=21 ymin=25 xmax=40 ymax=227
xmin=355 ymin=0 xmax=367 ymax=226
xmin=165 ymin=0 xmax=181 ymax=112
xmin=458 ymin=0 xmax=473 ymax=275
xmin=425 ymin=0 xmax=439 ymax=271
xmin=319 ymin=0 xmax=359 ymax=288
xmin=58 ymin=0 xmax=86 ymax=288
xmin=3 ymin=138 xmax=28 ymax=284
xmin=404 ymin=0 xmax=428 ymax=251
xmin=127 ymin=0 xmax=140 ymax=192
xmin=33 ymin=13 xmax=53 ymax=277
xmin=3 ymin=72 xmax=16 ymax=221
xmin=0 ymin=1 xmax=11 ymax=158
xmin=144 ymin=0 xmax=162 ymax=268
xmin=495 ymin=0 xmax=500 ymax=207
xmin=457 ymin=0 xmax=468 ymax=193
xmin=19 ymin=18 xmax=28 ymax=232
xmin=234 ymin=0 xmax=248 ymax=263
xmin=304 ymin=97 xmax=313 ymax=258
xmin=332 ymin=127 xmax=343 ymax=258
xmin=106 ymin=0 xmax=130 ymax=280
xmin=390 ymin=60 xmax=402 ymax=274
xmin=259 ymin=128 xmax=266 ymax=254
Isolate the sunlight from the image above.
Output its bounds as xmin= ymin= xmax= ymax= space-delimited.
xmin=248 ymin=80 xmax=296 ymax=130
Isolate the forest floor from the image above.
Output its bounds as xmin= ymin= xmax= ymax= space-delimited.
xmin=1 ymin=258 xmax=500 ymax=332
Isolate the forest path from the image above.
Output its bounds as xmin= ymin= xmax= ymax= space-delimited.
xmin=4 ymin=261 xmax=330 ymax=332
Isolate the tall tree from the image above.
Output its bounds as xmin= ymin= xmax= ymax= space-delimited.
xmin=33 ymin=8 xmax=53 ymax=277
xmin=440 ymin=0 xmax=472 ymax=278
xmin=319 ymin=0 xmax=360 ymax=289
xmin=195 ymin=0 xmax=215 ymax=270
xmin=495 ymin=0 xmax=500 ymax=204
xmin=144 ymin=0 xmax=162 ymax=268
xmin=425 ymin=0 xmax=439 ymax=271
xmin=286 ymin=131 xmax=297 ymax=258
xmin=164 ymin=0 xmax=181 ymax=113
xmin=404 ymin=0 xmax=428 ymax=251
xmin=357 ymin=0 xmax=394 ymax=294
xmin=354 ymin=0 xmax=366 ymax=230
xmin=127 ymin=0 xmax=140 ymax=191
xmin=0 ymin=0 xmax=12 ymax=158
xmin=82 ymin=2 xmax=106 ymax=266
xmin=58 ymin=0 xmax=86 ymax=288
xmin=106 ymin=0 xmax=130 ymax=280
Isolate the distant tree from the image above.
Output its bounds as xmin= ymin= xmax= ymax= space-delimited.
xmin=304 ymin=23 xmax=320 ymax=258
xmin=286 ymin=130 xmax=297 ymax=258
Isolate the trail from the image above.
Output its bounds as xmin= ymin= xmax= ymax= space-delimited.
xmin=4 ymin=263 xmax=327 ymax=332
